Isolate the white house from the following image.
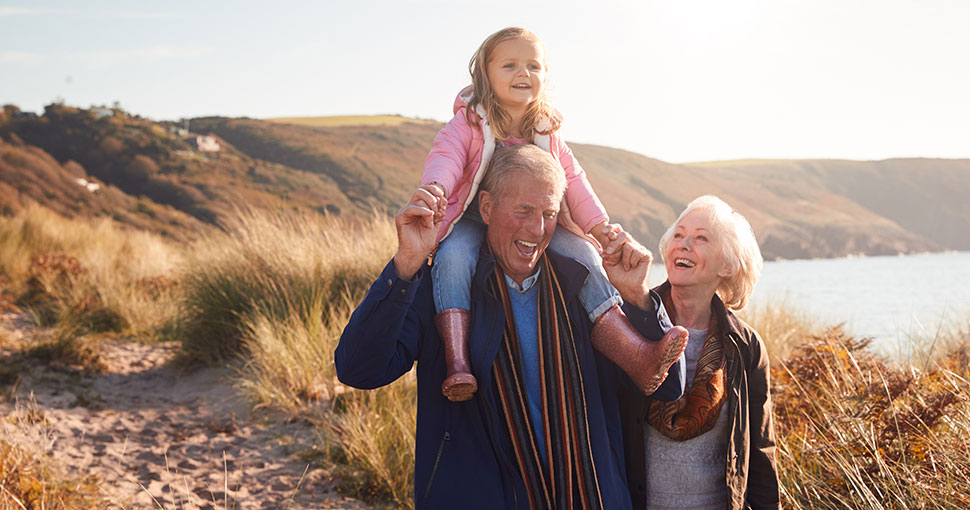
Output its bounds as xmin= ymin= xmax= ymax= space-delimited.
xmin=196 ymin=135 xmax=220 ymax=152
xmin=76 ymin=177 xmax=101 ymax=193
xmin=91 ymin=107 xmax=113 ymax=119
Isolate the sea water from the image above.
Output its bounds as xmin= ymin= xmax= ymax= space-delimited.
xmin=648 ymin=251 xmax=970 ymax=351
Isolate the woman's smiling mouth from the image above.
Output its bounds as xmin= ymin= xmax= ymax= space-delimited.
xmin=674 ymin=258 xmax=696 ymax=268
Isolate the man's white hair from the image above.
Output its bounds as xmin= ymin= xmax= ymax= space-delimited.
xmin=480 ymin=144 xmax=566 ymax=203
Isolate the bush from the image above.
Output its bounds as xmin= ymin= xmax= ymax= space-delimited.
xmin=178 ymin=208 xmax=395 ymax=363
xmin=322 ymin=377 xmax=417 ymax=508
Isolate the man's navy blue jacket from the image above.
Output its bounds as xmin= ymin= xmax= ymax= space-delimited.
xmin=335 ymin=248 xmax=684 ymax=509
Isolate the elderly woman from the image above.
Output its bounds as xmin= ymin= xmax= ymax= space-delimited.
xmin=609 ymin=195 xmax=780 ymax=510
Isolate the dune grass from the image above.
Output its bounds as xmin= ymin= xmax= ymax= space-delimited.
xmin=177 ymin=207 xmax=395 ymax=362
xmin=174 ymin=207 xmax=417 ymax=506
xmin=0 ymin=401 xmax=106 ymax=509
xmin=740 ymin=300 xmax=823 ymax=364
xmin=0 ymin=206 xmax=183 ymax=341
xmin=321 ymin=376 xmax=417 ymax=507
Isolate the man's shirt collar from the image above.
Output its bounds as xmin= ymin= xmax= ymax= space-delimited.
xmin=504 ymin=266 xmax=542 ymax=294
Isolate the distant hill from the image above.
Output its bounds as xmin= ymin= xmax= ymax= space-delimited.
xmin=573 ymin=147 xmax=968 ymax=258
xmin=2 ymin=104 xmax=967 ymax=259
xmin=264 ymin=115 xmax=439 ymax=128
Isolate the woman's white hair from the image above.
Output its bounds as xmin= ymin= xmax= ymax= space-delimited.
xmin=658 ymin=195 xmax=763 ymax=311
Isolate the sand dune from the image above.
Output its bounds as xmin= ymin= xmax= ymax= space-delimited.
xmin=1 ymin=311 xmax=371 ymax=510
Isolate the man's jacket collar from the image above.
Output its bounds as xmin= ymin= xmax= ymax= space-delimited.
xmin=474 ymin=243 xmax=590 ymax=304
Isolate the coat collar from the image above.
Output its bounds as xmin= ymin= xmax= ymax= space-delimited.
xmin=653 ymin=280 xmax=749 ymax=347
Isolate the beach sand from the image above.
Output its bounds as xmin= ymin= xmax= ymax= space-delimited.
xmin=0 ymin=310 xmax=373 ymax=510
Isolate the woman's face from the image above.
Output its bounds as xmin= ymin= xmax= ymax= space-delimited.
xmin=664 ymin=210 xmax=730 ymax=290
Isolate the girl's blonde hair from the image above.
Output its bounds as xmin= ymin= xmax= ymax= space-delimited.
xmin=467 ymin=27 xmax=561 ymax=142
xmin=658 ymin=195 xmax=764 ymax=311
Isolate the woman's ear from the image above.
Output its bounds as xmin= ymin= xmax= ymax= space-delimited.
xmin=479 ymin=190 xmax=493 ymax=225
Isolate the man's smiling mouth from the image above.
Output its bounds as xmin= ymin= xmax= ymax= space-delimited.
xmin=516 ymin=240 xmax=538 ymax=255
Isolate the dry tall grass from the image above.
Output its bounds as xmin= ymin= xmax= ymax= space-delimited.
xmin=321 ymin=377 xmax=417 ymax=507
xmin=0 ymin=401 xmax=106 ymax=509
xmin=178 ymin=207 xmax=395 ymax=363
xmin=1 ymin=205 xmax=418 ymax=508
xmin=175 ymin=207 xmax=418 ymax=506
xmin=0 ymin=206 xmax=182 ymax=339
xmin=773 ymin=327 xmax=970 ymax=508
xmin=740 ymin=300 xmax=823 ymax=364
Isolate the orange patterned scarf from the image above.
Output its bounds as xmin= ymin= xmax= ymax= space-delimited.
xmin=646 ymin=307 xmax=728 ymax=441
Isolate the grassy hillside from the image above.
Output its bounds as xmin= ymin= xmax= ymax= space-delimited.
xmin=571 ymin=145 xmax=947 ymax=259
xmin=0 ymin=129 xmax=205 ymax=242
xmin=265 ymin=114 xmax=439 ymax=127
xmin=2 ymin=103 xmax=967 ymax=260
xmin=685 ymin=158 xmax=970 ymax=252
xmin=189 ymin=116 xmax=440 ymax=213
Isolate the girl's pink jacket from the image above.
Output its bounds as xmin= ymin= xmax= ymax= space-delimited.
xmin=422 ymin=86 xmax=609 ymax=245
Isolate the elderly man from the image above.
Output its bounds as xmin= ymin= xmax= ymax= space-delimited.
xmin=335 ymin=144 xmax=686 ymax=509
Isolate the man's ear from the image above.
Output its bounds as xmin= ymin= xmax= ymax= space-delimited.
xmin=479 ymin=190 xmax=493 ymax=225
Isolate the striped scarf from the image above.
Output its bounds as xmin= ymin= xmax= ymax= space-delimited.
xmin=489 ymin=254 xmax=604 ymax=510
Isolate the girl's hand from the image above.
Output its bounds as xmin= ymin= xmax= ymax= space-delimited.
xmin=599 ymin=223 xmax=651 ymax=269
xmin=393 ymin=185 xmax=444 ymax=280
xmin=426 ymin=182 xmax=448 ymax=222
xmin=589 ymin=220 xmax=612 ymax=250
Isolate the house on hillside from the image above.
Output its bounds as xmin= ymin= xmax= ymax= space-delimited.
xmin=173 ymin=119 xmax=191 ymax=138
xmin=196 ymin=135 xmax=220 ymax=152
xmin=92 ymin=107 xmax=113 ymax=119
xmin=75 ymin=177 xmax=101 ymax=193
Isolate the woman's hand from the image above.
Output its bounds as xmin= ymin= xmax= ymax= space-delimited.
xmin=599 ymin=223 xmax=653 ymax=309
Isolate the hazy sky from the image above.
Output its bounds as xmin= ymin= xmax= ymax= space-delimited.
xmin=2 ymin=0 xmax=968 ymax=162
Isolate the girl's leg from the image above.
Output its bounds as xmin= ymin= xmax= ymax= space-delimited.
xmin=432 ymin=218 xmax=484 ymax=312
xmin=431 ymin=217 xmax=485 ymax=402
xmin=550 ymin=226 xmax=689 ymax=396
xmin=548 ymin=227 xmax=622 ymax=322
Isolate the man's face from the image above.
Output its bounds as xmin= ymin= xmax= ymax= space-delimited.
xmin=479 ymin=172 xmax=561 ymax=285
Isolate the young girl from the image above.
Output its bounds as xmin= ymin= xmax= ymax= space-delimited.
xmin=422 ymin=27 xmax=687 ymax=402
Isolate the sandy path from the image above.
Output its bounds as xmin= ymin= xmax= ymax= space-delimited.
xmin=1 ymin=313 xmax=373 ymax=510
